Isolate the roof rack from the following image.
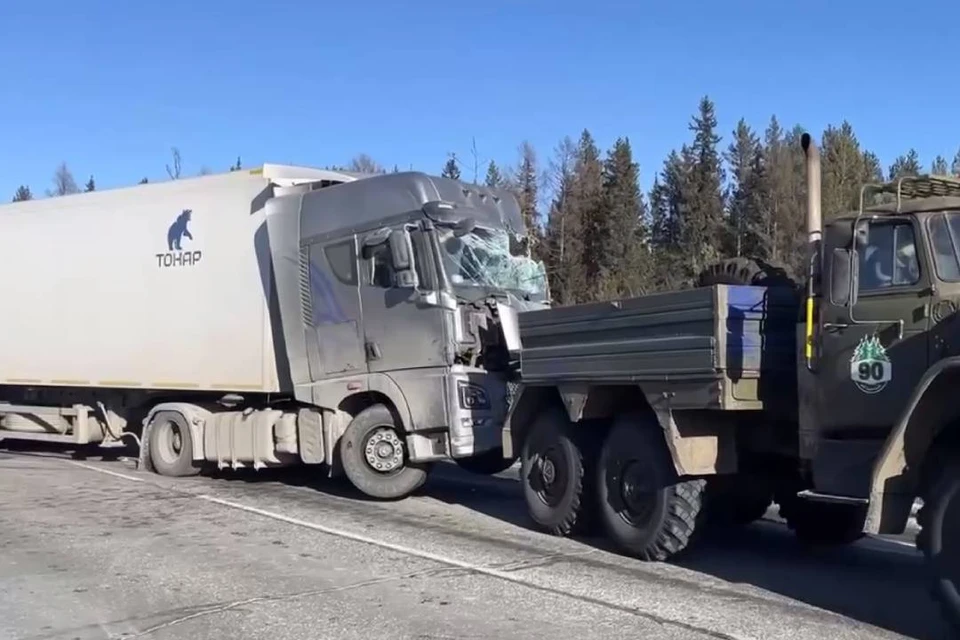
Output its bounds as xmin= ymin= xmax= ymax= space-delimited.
xmin=859 ymin=174 xmax=960 ymax=214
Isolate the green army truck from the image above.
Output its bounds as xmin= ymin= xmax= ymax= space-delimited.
xmin=501 ymin=133 xmax=960 ymax=628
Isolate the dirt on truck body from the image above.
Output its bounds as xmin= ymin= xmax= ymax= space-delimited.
xmin=503 ymin=133 xmax=960 ymax=631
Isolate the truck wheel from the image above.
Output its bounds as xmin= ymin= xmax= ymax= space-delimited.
xmin=339 ymin=404 xmax=429 ymax=500
xmin=520 ymin=405 xmax=598 ymax=536
xmin=917 ymin=456 xmax=960 ymax=632
xmin=454 ymin=447 xmax=517 ymax=476
xmin=696 ymin=257 xmax=796 ymax=289
xmin=147 ymin=411 xmax=201 ymax=477
xmin=778 ymin=496 xmax=866 ymax=546
xmin=596 ymin=413 xmax=706 ymax=561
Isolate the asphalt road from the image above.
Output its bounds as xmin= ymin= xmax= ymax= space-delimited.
xmin=0 ymin=445 xmax=951 ymax=640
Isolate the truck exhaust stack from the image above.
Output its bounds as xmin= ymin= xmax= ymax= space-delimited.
xmin=800 ymin=132 xmax=821 ymax=366
xmin=800 ymin=132 xmax=822 ymax=246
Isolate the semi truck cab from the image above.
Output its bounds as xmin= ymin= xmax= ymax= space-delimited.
xmin=266 ymin=171 xmax=547 ymax=497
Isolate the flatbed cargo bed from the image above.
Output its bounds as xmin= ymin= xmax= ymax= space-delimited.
xmin=517 ymin=284 xmax=800 ymax=410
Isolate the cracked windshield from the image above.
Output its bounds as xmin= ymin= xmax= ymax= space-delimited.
xmin=438 ymin=226 xmax=548 ymax=298
xmin=1 ymin=2 xmax=956 ymax=640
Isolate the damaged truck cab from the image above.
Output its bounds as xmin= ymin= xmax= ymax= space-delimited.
xmin=265 ymin=172 xmax=548 ymax=496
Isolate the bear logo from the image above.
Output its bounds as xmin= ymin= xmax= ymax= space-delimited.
xmin=167 ymin=209 xmax=194 ymax=251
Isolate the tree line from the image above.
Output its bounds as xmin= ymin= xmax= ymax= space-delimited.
xmin=11 ymin=96 xmax=960 ymax=305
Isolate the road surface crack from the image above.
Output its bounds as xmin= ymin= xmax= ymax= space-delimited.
xmin=116 ymin=564 xmax=471 ymax=638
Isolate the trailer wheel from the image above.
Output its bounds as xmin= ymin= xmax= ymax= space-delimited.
xmin=520 ymin=405 xmax=598 ymax=536
xmin=917 ymin=455 xmax=960 ymax=632
xmin=596 ymin=413 xmax=706 ymax=561
xmin=147 ymin=411 xmax=201 ymax=477
xmin=339 ymin=404 xmax=429 ymax=500
xmin=454 ymin=447 xmax=517 ymax=476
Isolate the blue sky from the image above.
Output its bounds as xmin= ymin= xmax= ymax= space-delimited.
xmin=2 ymin=0 xmax=958 ymax=202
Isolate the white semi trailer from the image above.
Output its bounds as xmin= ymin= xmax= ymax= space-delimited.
xmin=0 ymin=165 xmax=548 ymax=498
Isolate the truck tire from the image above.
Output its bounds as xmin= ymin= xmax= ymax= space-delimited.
xmin=147 ymin=411 xmax=201 ymax=477
xmin=596 ymin=413 xmax=707 ymax=561
xmin=339 ymin=404 xmax=429 ymax=500
xmin=778 ymin=496 xmax=866 ymax=546
xmin=917 ymin=455 xmax=960 ymax=632
xmin=696 ymin=257 xmax=796 ymax=289
xmin=520 ymin=405 xmax=598 ymax=536
xmin=453 ymin=447 xmax=517 ymax=476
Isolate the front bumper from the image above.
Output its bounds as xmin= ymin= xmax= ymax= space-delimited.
xmin=445 ymin=367 xmax=509 ymax=458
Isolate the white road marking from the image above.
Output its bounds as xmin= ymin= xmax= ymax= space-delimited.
xmin=65 ymin=460 xmax=747 ymax=640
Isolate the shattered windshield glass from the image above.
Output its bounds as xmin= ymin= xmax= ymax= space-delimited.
xmin=437 ymin=226 xmax=548 ymax=298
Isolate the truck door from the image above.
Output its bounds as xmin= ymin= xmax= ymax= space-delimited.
xmin=818 ymin=216 xmax=932 ymax=436
xmin=359 ymin=226 xmax=448 ymax=372
xmin=305 ymin=236 xmax=367 ymax=379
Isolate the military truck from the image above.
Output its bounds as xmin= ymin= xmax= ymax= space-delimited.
xmin=502 ymin=134 xmax=960 ymax=627
xmin=0 ymin=165 xmax=547 ymax=499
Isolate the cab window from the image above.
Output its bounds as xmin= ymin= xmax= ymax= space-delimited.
xmin=856 ymin=220 xmax=920 ymax=293
xmin=927 ymin=212 xmax=960 ymax=281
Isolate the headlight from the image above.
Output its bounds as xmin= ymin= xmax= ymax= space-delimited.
xmin=457 ymin=380 xmax=490 ymax=410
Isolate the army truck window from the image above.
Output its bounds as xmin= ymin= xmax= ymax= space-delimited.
xmin=927 ymin=212 xmax=960 ymax=281
xmin=856 ymin=220 xmax=921 ymax=293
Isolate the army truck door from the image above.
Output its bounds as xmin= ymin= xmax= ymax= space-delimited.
xmin=818 ymin=216 xmax=932 ymax=436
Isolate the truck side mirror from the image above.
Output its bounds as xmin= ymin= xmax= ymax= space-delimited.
xmin=388 ymin=229 xmax=420 ymax=289
xmin=388 ymin=229 xmax=412 ymax=270
xmin=830 ymin=248 xmax=852 ymax=306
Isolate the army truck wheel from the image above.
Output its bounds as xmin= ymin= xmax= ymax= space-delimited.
xmin=339 ymin=404 xmax=430 ymax=500
xmin=147 ymin=411 xmax=201 ymax=477
xmin=596 ymin=413 xmax=707 ymax=561
xmin=779 ymin=496 xmax=866 ymax=546
xmin=917 ymin=456 xmax=960 ymax=631
xmin=454 ymin=447 xmax=517 ymax=476
xmin=520 ymin=405 xmax=598 ymax=536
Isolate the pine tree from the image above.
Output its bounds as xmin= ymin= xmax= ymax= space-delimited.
xmin=571 ymin=129 xmax=606 ymax=301
xmin=888 ymin=149 xmax=922 ymax=180
xmin=601 ymin=137 xmax=648 ymax=297
xmin=677 ymin=96 xmax=726 ymax=280
xmin=724 ymin=119 xmax=761 ymax=257
xmin=485 ymin=160 xmax=503 ymax=188
xmin=230 ymin=156 xmax=242 ymax=171
xmin=932 ymin=155 xmax=949 ymax=175
xmin=952 ymin=148 xmax=960 ymax=177
xmin=513 ymin=143 xmax=541 ymax=244
xmin=84 ymin=176 xmax=96 ymax=192
xmin=441 ymin=154 xmax=461 ymax=180
xmin=12 ymin=185 xmax=32 ymax=202
xmin=139 ymin=177 xmax=149 ymax=184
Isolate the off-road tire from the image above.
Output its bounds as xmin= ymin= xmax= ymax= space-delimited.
xmin=520 ymin=405 xmax=600 ymax=537
xmin=697 ymin=257 xmax=797 ymax=289
xmin=339 ymin=404 xmax=430 ymax=500
xmin=778 ymin=496 xmax=866 ymax=546
xmin=147 ymin=411 xmax=201 ymax=477
xmin=596 ymin=413 xmax=707 ymax=561
xmin=917 ymin=455 xmax=960 ymax=632
xmin=453 ymin=447 xmax=517 ymax=476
